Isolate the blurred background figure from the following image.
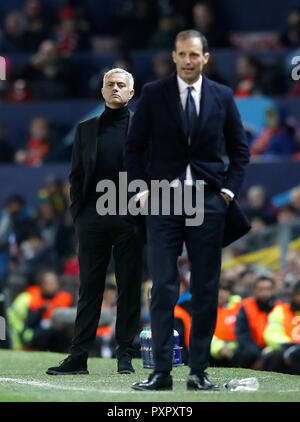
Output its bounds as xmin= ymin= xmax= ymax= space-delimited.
xmin=54 ymin=6 xmax=91 ymax=56
xmin=5 ymin=79 xmax=33 ymax=103
xmin=210 ymin=280 xmax=242 ymax=367
xmin=148 ymin=14 xmax=181 ymax=50
xmin=116 ymin=0 xmax=159 ymax=51
xmin=280 ymin=9 xmax=300 ymax=47
xmin=290 ymin=187 xmax=300 ymax=215
xmin=23 ymin=0 xmax=51 ymax=51
xmin=192 ymin=2 xmax=231 ymax=48
xmin=0 ymin=0 xmax=299 ymax=374
xmin=7 ymin=270 xmax=73 ymax=352
xmin=251 ymin=106 xmax=297 ymax=159
xmin=234 ymin=55 xmax=264 ymax=97
xmin=242 ymin=185 xmax=278 ymax=226
xmin=0 ymin=122 xmax=15 ymax=163
xmin=14 ymin=117 xmax=52 ymax=167
xmin=234 ymin=276 xmax=281 ymax=371
xmin=0 ymin=12 xmax=31 ymax=53
xmin=152 ymin=52 xmax=174 ymax=80
xmin=264 ymin=280 xmax=300 ymax=374
xmin=14 ymin=40 xmax=79 ymax=99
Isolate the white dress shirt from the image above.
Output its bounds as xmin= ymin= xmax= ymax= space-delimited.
xmin=135 ymin=74 xmax=234 ymax=201
xmin=175 ymin=75 xmax=234 ymax=199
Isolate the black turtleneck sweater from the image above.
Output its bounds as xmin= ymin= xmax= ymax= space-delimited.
xmin=88 ymin=105 xmax=130 ymax=204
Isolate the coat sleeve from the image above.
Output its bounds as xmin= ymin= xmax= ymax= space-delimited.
xmin=223 ymin=89 xmax=250 ymax=196
xmin=124 ymin=85 xmax=152 ymax=189
xmin=69 ymin=124 xmax=84 ymax=221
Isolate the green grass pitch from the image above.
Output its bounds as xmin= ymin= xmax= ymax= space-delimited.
xmin=0 ymin=350 xmax=300 ymax=402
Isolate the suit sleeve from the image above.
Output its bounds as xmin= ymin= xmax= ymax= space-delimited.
xmin=69 ymin=124 xmax=84 ymax=221
xmin=223 ymin=90 xmax=250 ymax=196
xmin=124 ymin=86 xmax=152 ymax=188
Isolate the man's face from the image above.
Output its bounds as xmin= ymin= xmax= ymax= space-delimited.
xmin=101 ymin=72 xmax=134 ymax=109
xmin=254 ymin=280 xmax=274 ymax=303
xmin=41 ymin=272 xmax=59 ymax=297
xmin=218 ymin=288 xmax=230 ymax=307
xmin=172 ymin=37 xmax=210 ymax=85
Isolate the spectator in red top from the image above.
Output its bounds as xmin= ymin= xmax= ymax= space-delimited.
xmin=5 ymin=79 xmax=32 ymax=103
xmin=234 ymin=55 xmax=264 ymax=98
xmin=15 ymin=117 xmax=52 ymax=166
xmin=55 ymin=7 xmax=90 ymax=56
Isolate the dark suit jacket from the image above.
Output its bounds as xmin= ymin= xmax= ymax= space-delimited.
xmin=124 ymin=73 xmax=251 ymax=247
xmin=69 ymin=111 xmax=134 ymax=222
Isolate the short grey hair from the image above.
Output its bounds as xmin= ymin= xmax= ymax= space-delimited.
xmin=103 ymin=68 xmax=134 ymax=91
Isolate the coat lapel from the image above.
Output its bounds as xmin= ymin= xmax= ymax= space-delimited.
xmin=127 ymin=110 xmax=134 ymax=135
xmin=163 ymin=73 xmax=188 ymax=139
xmin=192 ymin=75 xmax=221 ymax=140
xmin=87 ymin=115 xmax=101 ymax=178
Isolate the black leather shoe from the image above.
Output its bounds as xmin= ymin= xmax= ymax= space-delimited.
xmin=187 ymin=372 xmax=219 ymax=391
xmin=117 ymin=355 xmax=135 ymax=374
xmin=46 ymin=354 xmax=89 ymax=375
xmin=132 ymin=372 xmax=173 ymax=391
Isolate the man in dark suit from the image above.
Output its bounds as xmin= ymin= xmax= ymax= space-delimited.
xmin=125 ymin=30 xmax=250 ymax=391
xmin=46 ymin=68 xmax=144 ymax=376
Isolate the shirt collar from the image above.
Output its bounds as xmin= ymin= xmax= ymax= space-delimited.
xmin=177 ymin=74 xmax=203 ymax=95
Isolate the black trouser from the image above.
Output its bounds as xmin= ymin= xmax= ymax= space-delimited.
xmin=71 ymin=204 xmax=143 ymax=358
xmin=147 ymin=185 xmax=227 ymax=374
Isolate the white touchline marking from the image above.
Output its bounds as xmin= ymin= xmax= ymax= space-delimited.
xmin=0 ymin=378 xmax=129 ymax=393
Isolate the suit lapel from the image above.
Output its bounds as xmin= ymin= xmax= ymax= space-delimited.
xmin=127 ymin=110 xmax=134 ymax=135
xmin=163 ymin=73 xmax=188 ymax=139
xmin=192 ymin=75 xmax=221 ymax=140
xmin=87 ymin=115 xmax=101 ymax=177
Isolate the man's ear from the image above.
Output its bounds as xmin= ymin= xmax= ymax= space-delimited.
xmin=203 ymin=52 xmax=210 ymax=65
xmin=129 ymin=89 xmax=135 ymax=100
xmin=172 ymin=50 xmax=177 ymax=64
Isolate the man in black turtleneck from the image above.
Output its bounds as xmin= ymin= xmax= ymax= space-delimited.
xmin=46 ymin=68 xmax=143 ymax=376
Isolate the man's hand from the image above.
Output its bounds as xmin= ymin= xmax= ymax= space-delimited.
xmin=220 ymin=192 xmax=231 ymax=207
xmin=220 ymin=345 xmax=233 ymax=359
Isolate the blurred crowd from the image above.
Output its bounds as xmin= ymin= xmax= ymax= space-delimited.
xmin=0 ymin=0 xmax=299 ymax=163
xmin=0 ymin=0 xmax=299 ymax=101
xmin=1 ymin=100 xmax=300 ymax=165
xmin=1 ymin=0 xmax=300 ymax=375
xmin=0 ymin=177 xmax=300 ymax=374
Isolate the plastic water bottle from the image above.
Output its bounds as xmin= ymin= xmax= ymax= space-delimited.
xmin=141 ymin=328 xmax=183 ymax=368
xmin=224 ymin=377 xmax=259 ymax=391
xmin=140 ymin=329 xmax=147 ymax=366
xmin=173 ymin=330 xmax=182 ymax=367
xmin=147 ymin=329 xmax=155 ymax=368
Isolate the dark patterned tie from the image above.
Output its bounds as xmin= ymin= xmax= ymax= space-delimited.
xmin=185 ymin=86 xmax=197 ymax=138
